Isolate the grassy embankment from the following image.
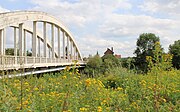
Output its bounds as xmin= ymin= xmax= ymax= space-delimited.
xmin=0 ymin=65 xmax=179 ymax=111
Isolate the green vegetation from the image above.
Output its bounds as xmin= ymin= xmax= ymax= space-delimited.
xmin=169 ymin=40 xmax=180 ymax=69
xmin=0 ymin=62 xmax=179 ymax=111
xmin=0 ymin=33 xmax=179 ymax=111
xmin=134 ymin=33 xmax=162 ymax=73
xmin=84 ymin=54 xmax=120 ymax=77
xmin=5 ymin=48 xmax=32 ymax=56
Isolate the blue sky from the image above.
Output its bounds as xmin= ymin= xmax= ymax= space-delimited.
xmin=0 ymin=0 xmax=180 ymax=57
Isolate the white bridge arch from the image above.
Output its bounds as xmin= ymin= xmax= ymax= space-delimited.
xmin=0 ymin=11 xmax=84 ymax=70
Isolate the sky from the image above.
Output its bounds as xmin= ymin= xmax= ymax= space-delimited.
xmin=0 ymin=0 xmax=180 ymax=57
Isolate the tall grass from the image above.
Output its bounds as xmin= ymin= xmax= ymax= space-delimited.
xmin=0 ymin=65 xmax=179 ymax=111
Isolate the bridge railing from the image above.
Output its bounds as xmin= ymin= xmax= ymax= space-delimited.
xmin=0 ymin=55 xmax=84 ymax=70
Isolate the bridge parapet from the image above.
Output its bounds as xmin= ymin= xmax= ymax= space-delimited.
xmin=0 ymin=55 xmax=85 ymax=70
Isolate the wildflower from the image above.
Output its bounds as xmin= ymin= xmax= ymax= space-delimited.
xmin=101 ymin=100 xmax=107 ymax=105
xmin=65 ymin=66 xmax=70 ymax=71
xmin=33 ymin=87 xmax=39 ymax=91
xmin=24 ymin=82 xmax=29 ymax=85
xmin=78 ymin=75 xmax=81 ymax=78
xmin=62 ymin=76 xmax=67 ymax=79
xmin=85 ymin=79 xmax=91 ymax=86
xmin=117 ymin=87 xmax=123 ymax=91
xmin=106 ymin=107 xmax=110 ymax=111
xmin=155 ymin=41 xmax=160 ymax=45
xmin=140 ymin=80 xmax=146 ymax=86
xmin=162 ymin=98 xmax=166 ymax=102
xmin=14 ymin=79 xmax=20 ymax=83
xmin=23 ymin=100 xmax=29 ymax=105
xmin=97 ymin=80 xmax=105 ymax=87
xmin=148 ymin=86 xmax=152 ymax=90
xmin=80 ymin=107 xmax=87 ymax=111
xmin=16 ymin=107 xmax=21 ymax=110
xmin=97 ymin=106 xmax=102 ymax=112
xmin=26 ymin=89 xmax=30 ymax=92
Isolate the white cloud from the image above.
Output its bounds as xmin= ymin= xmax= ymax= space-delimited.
xmin=140 ymin=0 xmax=180 ymax=19
xmin=1 ymin=0 xmax=180 ymax=57
xmin=30 ymin=0 xmax=132 ymax=27
xmin=0 ymin=6 xmax=9 ymax=13
xmin=29 ymin=0 xmax=180 ymax=57
xmin=99 ymin=13 xmax=180 ymax=52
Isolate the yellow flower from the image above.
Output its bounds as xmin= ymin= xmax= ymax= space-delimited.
xmin=80 ymin=107 xmax=87 ymax=111
xmin=163 ymin=98 xmax=166 ymax=102
xmin=62 ymin=76 xmax=67 ymax=79
xmin=140 ymin=80 xmax=146 ymax=86
xmin=22 ymin=100 xmax=29 ymax=105
xmin=101 ymin=100 xmax=107 ymax=105
xmin=85 ymin=79 xmax=91 ymax=86
xmin=117 ymin=87 xmax=123 ymax=91
xmin=65 ymin=66 xmax=70 ymax=71
xmin=24 ymin=82 xmax=29 ymax=85
xmin=33 ymin=87 xmax=39 ymax=91
xmin=97 ymin=80 xmax=105 ymax=87
xmin=14 ymin=79 xmax=20 ymax=83
xmin=78 ymin=75 xmax=81 ymax=78
xmin=26 ymin=89 xmax=30 ymax=92
xmin=97 ymin=106 xmax=102 ymax=112
xmin=155 ymin=41 xmax=160 ymax=45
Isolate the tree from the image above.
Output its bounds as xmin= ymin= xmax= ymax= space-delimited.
xmin=101 ymin=54 xmax=120 ymax=73
xmin=84 ymin=54 xmax=102 ymax=77
xmin=146 ymin=42 xmax=172 ymax=72
xmin=5 ymin=48 xmax=14 ymax=55
xmin=169 ymin=40 xmax=180 ymax=69
xmin=134 ymin=33 xmax=162 ymax=72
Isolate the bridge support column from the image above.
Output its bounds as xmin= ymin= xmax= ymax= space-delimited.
xmin=51 ymin=24 xmax=55 ymax=59
xmin=67 ymin=35 xmax=69 ymax=61
xmin=70 ymin=40 xmax=73 ymax=60
xmin=58 ymin=27 xmax=61 ymax=60
xmin=19 ymin=23 xmax=23 ymax=57
xmin=3 ymin=29 xmax=6 ymax=55
xmin=38 ymin=37 xmax=40 ymax=57
xmin=38 ymin=37 xmax=41 ymax=63
xmin=0 ymin=29 xmax=4 ymax=55
xmin=14 ymin=28 xmax=17 ymax=64
xmin=32 ymin=21 xmax=37 ymax=57
xmin=74 ymin=47 xmax=76 ymax=60
xmin=24 ymin=30 xmax=27 ymax=64
xmin=63 ymin=31 xmax=65 ymax=60
xmin=43 ymin=22 xmax=47 ymax=63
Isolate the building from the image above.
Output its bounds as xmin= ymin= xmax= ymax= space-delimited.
xmin=104 ymin=47 xmax=114 ymax=55
xmin=103 ymin=47 xmax=121 ymax=59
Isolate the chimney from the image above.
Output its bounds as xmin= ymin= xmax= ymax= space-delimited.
xmin=111 ymin=47 xmax=113 ymax=52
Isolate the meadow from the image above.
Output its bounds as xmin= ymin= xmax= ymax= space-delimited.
xmin=0 ymin=65 xmax=179 ymax=112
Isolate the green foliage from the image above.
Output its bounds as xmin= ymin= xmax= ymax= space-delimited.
xmin=169 ymin=40 xmax=180 ymax=69
xmin=5 ymin=48 xmax=15 ymax=55
xmin=5 ymin=48 xmax=32 ymax=56
xmin=26 ymin=50 xmax=32 ymax=56
xmin=134 ymin=33 xmax=162 ymax=72
xmin=84 ymin=54 xmax=121 ymax=76
xmin=146 ymin=42 xmax=173 ymax=72
xmin=121 ymin=57 xmax=135 ymax=70
xmin=101 ymin=54 xmax=120 ymax=73
xmin=0 ymin=63 xmax=179 ymax=111
xmin=84 ymin=54 xmax=102 ymax=77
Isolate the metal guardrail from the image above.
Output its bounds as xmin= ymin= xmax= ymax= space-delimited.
xmin=0 ymin=55 xmax=85 ymax=70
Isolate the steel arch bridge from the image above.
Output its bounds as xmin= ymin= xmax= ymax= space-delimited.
xmin=0 ymin=11 xmax=85 ymax=71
